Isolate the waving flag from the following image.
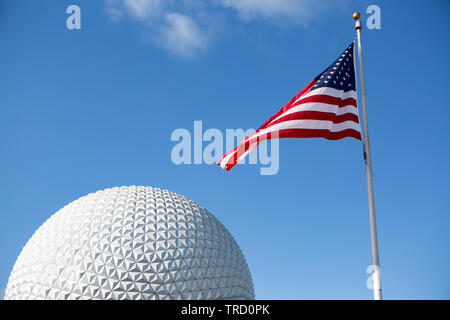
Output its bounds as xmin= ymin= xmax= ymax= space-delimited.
xmin=218 ymin=42 xmax=361 ymax=171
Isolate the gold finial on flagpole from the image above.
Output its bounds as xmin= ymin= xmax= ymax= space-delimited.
xmin=353 ymin=12 xmax=360 ymax=20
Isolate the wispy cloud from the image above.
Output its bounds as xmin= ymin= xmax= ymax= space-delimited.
xmin=220 ymin=0 xmax=311 ymax=21
xmin=104 ymin=0 xmax=338 ymax=58
xmin=219 ymin=0 xmax=339 ymax=24
xmin=156 ymin=13 xmax=208 ymax=58
xmin=122 ymin=0 xmax=165 ymax=20
xmin=105 ymin=0 xmax=212 ymax=59
xmin=0 ymin=288 xmax=5 ymax=300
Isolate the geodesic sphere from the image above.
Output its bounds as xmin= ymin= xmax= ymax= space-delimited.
xmin=5 ymin=186 xmax=254 ymax=300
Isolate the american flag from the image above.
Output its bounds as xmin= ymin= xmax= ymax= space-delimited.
xmin=218 ymin=42 xmax=362 ymax=171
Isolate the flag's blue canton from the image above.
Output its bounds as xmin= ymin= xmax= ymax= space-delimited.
xmin=313 ymin=42 xmax=356 ymax=92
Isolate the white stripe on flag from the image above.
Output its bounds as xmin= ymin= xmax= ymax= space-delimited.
xmin=244 ymin=119 xmax=361 ymax=143
xmin=293 ymin=88 xmax=357 ymax=105
xmin=269 ymin=102 xmax=358 ymax=125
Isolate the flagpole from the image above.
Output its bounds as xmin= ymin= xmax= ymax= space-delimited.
xmin=353 ymin=12 xmax=383 ymax=300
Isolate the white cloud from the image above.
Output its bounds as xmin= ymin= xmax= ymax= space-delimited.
xmin=157 ymin=13 xmax=208 ymax=58
xmin=106 ymin=6 xmax=124 ymax=21
xmin=105 ymin=0 xmax=211 ymax=58
xmin=104 ymin=0 xmax=338 ymax=58
xmin=220 ymin=0 xmax=333 ymax=23
xmin=123 ymin=0 xmax=165 ymax=20
xmin=105 ymin=0 xmax=167 ymax=21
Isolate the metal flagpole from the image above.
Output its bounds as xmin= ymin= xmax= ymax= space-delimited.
xmin=353 ymin=12 xmax=383 ymax=300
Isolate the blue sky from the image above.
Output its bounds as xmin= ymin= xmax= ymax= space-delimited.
xmin=1 ymin=0 xmax=449 ymax=299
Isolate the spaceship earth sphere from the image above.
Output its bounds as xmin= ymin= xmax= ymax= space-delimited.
xmin=5 ymin=186 xmax=255 ymax=300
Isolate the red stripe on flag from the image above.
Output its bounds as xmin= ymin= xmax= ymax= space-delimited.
xmin=268 ymin=111 xmax=360 ymax=127
xmin=219 ymin=128 xmax=362 ymax=171
xmin=292 ymin=95 xmax=357 ymax=109
xmin=258 ymin=79 xmax=318 ymax=129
